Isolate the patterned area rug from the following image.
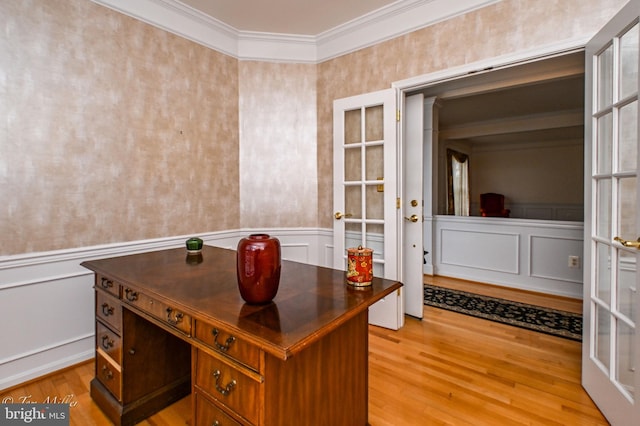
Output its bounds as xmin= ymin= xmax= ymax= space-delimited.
xmin=424 ymin=284 xmax=582 ymax=341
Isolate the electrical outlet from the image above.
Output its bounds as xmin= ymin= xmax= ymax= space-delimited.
xmin=568 ymin=255 xmax=580 ymax=268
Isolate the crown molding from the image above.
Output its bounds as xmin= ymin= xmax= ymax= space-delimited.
xmin=237 ymin=32 xmax=318 ymax=63
xmin=91 ymin=0 xmax=499 ymax=63
xmin=316 ymin=0 xmax=500 ymax=61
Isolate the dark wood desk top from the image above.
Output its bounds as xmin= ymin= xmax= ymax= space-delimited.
xmin=82 ymin=246 xmax=402 ymax=360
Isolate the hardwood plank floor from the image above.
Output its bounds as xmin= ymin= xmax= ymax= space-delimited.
xmin=425 ymin=275 xmax=583 ymax=314
xmin=0 ymin=277 xmax=604 ymax=425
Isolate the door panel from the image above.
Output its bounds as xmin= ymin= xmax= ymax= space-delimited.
xmin=333 ymin=89 xmax=403 ymax=330
xmin=583 ymin=1 xmax=640 ymax=422
xmin=402 ymin=93 xmax=426 ymax=319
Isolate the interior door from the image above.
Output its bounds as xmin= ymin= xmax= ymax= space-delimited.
xmin=402 ymin=93 xmax=425 ymax=319
xmin=583 ymin=1 xmax=640 ymax=423
xmin=333 ymin=88 xmax=403 ymax=330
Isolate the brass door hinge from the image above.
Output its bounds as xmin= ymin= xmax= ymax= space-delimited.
xmin=396 ymin=198 xmax=401 ymax=209
xmin=396 ymin=110 xmax=400 ymax=121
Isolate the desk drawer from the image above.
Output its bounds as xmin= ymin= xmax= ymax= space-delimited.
xmin=122 ymin=287 xmax=192 ymax=336
xmin=195 ymin=392 xmax=243 ymax=426
xmin=95 ymin=274 xmax=120 ymax=298
xmin=195 ymin=350 xmax=259 ymax=425
xmin=96 ymin=321 xmax=121 ymax=364
xmin=194 ymin=321 xmax=260 ymax=371
xmin=96 ymin=290 xmax=121 ymax=332
xmin=96 ymin=350 xmax=122 ymax=402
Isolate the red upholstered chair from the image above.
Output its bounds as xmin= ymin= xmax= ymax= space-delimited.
xmin=480 ymin=193 xmax=510 ymax=217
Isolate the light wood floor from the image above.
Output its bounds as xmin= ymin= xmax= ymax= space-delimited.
xmin=0 ymin=277 xmax=605 ymax=425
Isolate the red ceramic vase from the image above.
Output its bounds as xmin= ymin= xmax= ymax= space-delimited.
xmin=236 ymin=234 xmax=282 ymax=304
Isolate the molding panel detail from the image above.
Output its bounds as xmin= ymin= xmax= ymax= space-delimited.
xmin=434 ymin=216 xmax=584 ymax=298
xmin=530 ymin=235 xmax=583 ymax=283
xmin=440 ymin=228 xmax=519 ymax=274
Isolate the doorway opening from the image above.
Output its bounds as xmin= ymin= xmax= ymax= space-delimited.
xmin=400 ymin=49 xmax=587 ymax=302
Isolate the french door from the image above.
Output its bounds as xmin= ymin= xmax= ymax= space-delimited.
xmin=333 ymin=88 xmax=403 ymax=330
xmin=583 ymin=1 xmax=640 ymax=423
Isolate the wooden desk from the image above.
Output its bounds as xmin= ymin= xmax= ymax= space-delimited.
xmin=81 ymin=246 xmax=402 ymax=426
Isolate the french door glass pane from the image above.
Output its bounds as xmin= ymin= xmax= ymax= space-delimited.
xmin=597 ymin=178 xmax=612 ymax=239
xmin=344 ymin=109 xmax=361 ymax=144
xmin=597 ymin=242 xmax=612 ymax=305
xmin=617 ymin=249 xmax=636 ymax=322
xmin=366 ymin=185 xmax=384 ymax=221
xmin=345 ymin=147 xmax=361 ymax=181
xmin=619 ymin=101 xmax=638 ymax=172
xmin=345 ymin=186 xmax=362 ymax=219
xmin=619 ymin=177 xmax=637 ymax=239
xmin=373 ymin=262 xmax=384 ymax=278
xmin=341 ymin=101 xmax=386 ymax=277
xmin=365 ymin=145 xmax=384 ymax=181
xmin=598 ymin=44 xmax=614 ymax=111
xmin=597 ymin=113 xmax=613 ymax=174
xmin=596 ymin=303 xmax=612 ymax=371
xmin=617 ymin=319 xmax=635 ymax=399
xmin=620 ymin=23 xmax=639 ymax=100
xmin=365 ymin=105 xmax=383 ymax=141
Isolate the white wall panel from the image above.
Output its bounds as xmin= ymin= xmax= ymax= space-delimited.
xmin=440 ymin=229 xmax=519 ymax=273
xmin=434 ymin=216 xmax=584 ymax=298
xmin=530 ymin=235 xmax=583 ymax=283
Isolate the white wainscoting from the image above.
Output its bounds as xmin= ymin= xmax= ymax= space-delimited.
xmin=0 ymin=228 xmax=333 ymax=391
xmin=432 ymin=216 xmax=584 ymax=298
xmin=0 ymin=221 xmax=583 ymax=390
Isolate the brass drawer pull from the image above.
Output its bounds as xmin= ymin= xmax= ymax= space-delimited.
xmin=212 ymin=329 xmax=236 ymax=352
xmin=101 ymin=303 xmax=114 ymax=317
xmin=125 ymin=288 xmax=139 ymax=302
xmin=101 ymin=335 xmax=114 ymax=350
xmin=166 ymin=308 xmax=184 ymax=325
xmin=100 ymin=277 xmax=113 ymax=289
xmin=212 ymin=370 xmax=236 ymax=396
xmin=101 ymin=365 xmax=113 ymax=380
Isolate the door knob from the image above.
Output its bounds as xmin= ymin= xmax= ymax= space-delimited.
xmin=614 ymin=236 xmax=640 ymax=249
xmin=404 ymin=214 xmax=419 ymax=223
xmin=334 ymin=212 xmax=353 ymax=220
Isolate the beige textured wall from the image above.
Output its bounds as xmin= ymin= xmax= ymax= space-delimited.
xmin=471 ymin=141 xmax=585 ymax=205
xmin=238 ymin=61 xmax=317 ymax=228
xmin=316 ymin=0 xmax=627 ymax=229
xmin=1 ymin=0 xmax=628 ymax=256
xmin=1 ymin=0 xmax=239 ymax=256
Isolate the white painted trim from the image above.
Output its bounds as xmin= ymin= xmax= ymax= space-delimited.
xmin=238 ymin=32 xmax=317 ymax=64
xmin=0 ymin=345 xmax=94 ymax=392
xmin=393 ymin=37 xmax=589 ymax=91
xmin=0 ymin=333 xmax=94 ymax=365
xmin=316 ymin=0 xmax=500 ymax=61
xmin=90 ymin=0 xmax=238 ymax=56
xmin=90 ymin=0 xmax=499 ymax=63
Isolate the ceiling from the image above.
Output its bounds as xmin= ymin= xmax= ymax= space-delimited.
xmin=179 ymin=0 xmax=398 ymax=35
xmin=423 ymin=52 xmax=586 ymax=145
